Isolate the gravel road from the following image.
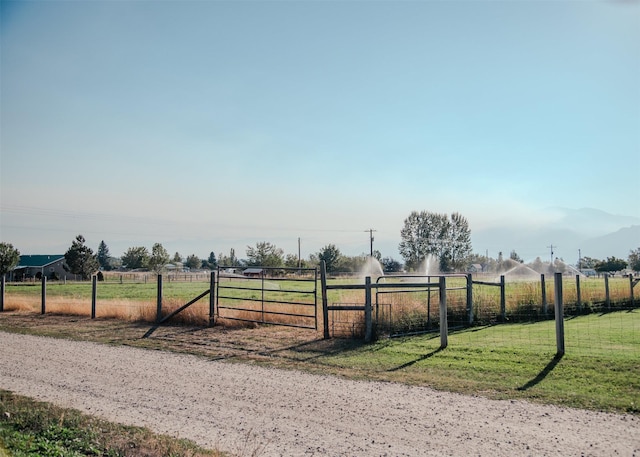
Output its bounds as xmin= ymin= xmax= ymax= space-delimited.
xmin=0 ymin=331 xmax=638 ymax=456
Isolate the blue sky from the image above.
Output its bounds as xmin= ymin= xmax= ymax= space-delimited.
xmin=1 ymin=0 xmax=639 ymax=262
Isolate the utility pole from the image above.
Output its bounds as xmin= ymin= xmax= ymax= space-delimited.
xmin=547 ymin=244 xmax=556 ymax=265
xmin=365 ymin=229 xmax=376 ymax=257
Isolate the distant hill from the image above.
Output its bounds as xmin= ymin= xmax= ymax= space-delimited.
xmin=471 ymin=208 xmax=640 ymax=262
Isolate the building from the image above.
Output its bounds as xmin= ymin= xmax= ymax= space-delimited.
xmin=11 ymin=255 xmax=67 ymax=281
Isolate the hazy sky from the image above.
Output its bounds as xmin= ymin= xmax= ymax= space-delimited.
xmin=1 ymin=0 xmax=639 ymax=261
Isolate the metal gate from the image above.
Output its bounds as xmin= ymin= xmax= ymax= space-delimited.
xmin=215 ymin=266 xmax=318 ymax=329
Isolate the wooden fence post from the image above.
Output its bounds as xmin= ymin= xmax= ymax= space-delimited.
xmin=321 ymin=261 xmax=329 ymax=339
xmin=364 ymin=276 xmax=372 ymax=343
xmin=439 ymin=276 xmax=448 ymax=349
xmin=91 ymin=275 xmax=97 ymax=319
xmin=156 ymin=274 xmax=163 ymax=323
xmin=209 ymin=271 xmax=216 ymax=327
xmin=576 ymin=274 xmax=582 ymax=314
xmin=541 ymin=274 xmax=547 ymax=316
xmin=499 ymin=275 xmax=506 ymax=322
xmin=0 ymin=275 xmax=5 ymax=312
xmin=466 ymin=273 xmax=473 ymax=325
xmin=629 ymin=275 xmax=635 ymax=308
xmin=605 ymin=274 xmax=610 ymax=310
xmin=554 ymin=272 xmax=565 ymax=356
xmin=41 ymin=275 xmax=46 ymax=315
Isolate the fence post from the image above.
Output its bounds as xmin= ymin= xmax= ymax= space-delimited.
xmin=41 ymin=275 xmax=46 ymax=315
xmin=364 ymin=276 xmax=372 ymax=343
xmin=466 ymin=273 xmax=473 ymax=325
xmin=439 ymin=276 xmax=448 ymax=349
xmin=576 ymin=274 xmax=582 ymax=314
xmin=0 ymin=275 xmax=5 ymax=312
xmin=499 ymin=275 xmax=506 ymax=322
xmin=91 ymin=275 xmax=97 ymax=319
xmin=541 ymin=274 xmax=547 ymax=316
xmin=554 ymin=272 xmax=565 ymax=356
xmin=629 ymin=275 xmax=635 ymax=308
xmin=209 ymin=271 xmax=216 ymax=327
xmin=320 ymin=261 xmax=329 ymax=339
xmin=156 ymin=274 xmax=163 ymax=323
xmin=605 ymin=274 xmax=610 ymax=310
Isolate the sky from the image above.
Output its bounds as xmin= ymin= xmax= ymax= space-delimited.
xmin=1 ymin=0 xmax=639 ymax=263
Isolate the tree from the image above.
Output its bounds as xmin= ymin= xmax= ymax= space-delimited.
xmin=381 ymin=256 xmax=403 ymax=273
xmin=509 ymin=250 xmax=523 ymax=263
xmin=64 ymin=235 xmax=99 ymax=280
xmin=628 ymin=248 xmax=640 ymax=272
xmin=317 ymin=244 xmax=341 ymax=273
xmin=578 ymin=256 xmax=599 ymax=270
xmin=185 ymin=254 xmax=200 ymax=270
xmin=173 ymin=252 xmax=182 ymax=263
xmin=0 ymin=242 xmax=20 ymax=277
xmin=121 ymin=246 xmax=149 ymax=270
xmin=595 ymin=257 xmax=628 ymax=275
xmin=97 ymin=241 xmax=112 ymax=271
xmin=207 ymin=252 xmax=217 ymax=269
xmin=148 ymin=243 xmax=170 ymax=274
xmin=398 ymin=210 xmax=472 ymax=272
xmin=246 ymin=242 xmax=284 ymax=267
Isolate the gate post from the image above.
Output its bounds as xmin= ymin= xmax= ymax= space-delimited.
xmin=439 ymin=276 xmax=448 ymax=349
xmin=321 ymin=261 xmax=329 ymax=339
xmin=499 ymin=275 xmax=506 ymax=322
xmin=466 ymin=273 xmax=473 ymax=325
xmin=41 ymin=275 xmax=46 ymax=315
xmin=0 ymin=275 xmax=5 ymax=312
xmin=554 ymin=272 xmax=565 ymax=356
xmin=209 ymin=271 xmax=216 ymax=327
xmin=156 ymin=274 xmax=163 ymax=323
xmin=91 ymin=275 xmax=97 ymax=319
xmin=364 ymin=276 xmax=372 ymax=343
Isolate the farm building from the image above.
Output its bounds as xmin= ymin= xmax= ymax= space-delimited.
xmin=243 ymin=268 xmax=264 ymax=278
xmin=11 ymin=255 xmax=67 ymax=281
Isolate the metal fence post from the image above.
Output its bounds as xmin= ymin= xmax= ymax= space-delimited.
xmin=156 ymin=274 xmax=163 ymax=323
xmin=91 ymin=275 xmax=97 ymax=319
xmin=209 ymin=271 xmax=216 ymax=327
xmin=554 ymin=272 xmax=565 ymax=355
xmin=499 ymin=275 xmax=506 ymax=322
xmin=466 ymin=273 xmax=473 ymax=325
xmin=41 ymin=275 xmax=46 ymax=315
xmin=0 ymin=275 xmax=5 ymax=312
xmin=541 ymin=274 xmax=547 ymax=316
xmin=320 ymin=261 xmax=329 ymax=339
xmin=439 ymin=276 xmax=448 ymax=349
xmin=364 ymin=276 xmax=372 ymax=342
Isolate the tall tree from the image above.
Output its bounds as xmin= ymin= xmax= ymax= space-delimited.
xmin=173 ymin=252 xmax=182 ymax=263
xmin=628 ymin=248 xmax=640 ymax=272
xmin=246 ymin=241 xmax=284 ymax=267
xmin=185 ymin=254 xmax=201 ymax=270
xmin=148 ymin=243 xmax=170 ymax=273
xmin=398 ymin=211 xmax=472 ymax=272
xmin=595 ymin=257 xmax=628 ymax=275
xmin=121 ymin=246 xmax=149 ymax=270
xmin=207 ymin=252 xmax=218 ymax=269
xmin=381 ymin=256 xmax=403 ymax=273
xmin=0 ymin=242 xmax=20 ymax=277
xmin=97 ymin=240 xmax=111 ymax=271
xmin=317 ymin=244 xmax=341 ymax=273
xmin=64 ymin=235 xmax=99 ymax=280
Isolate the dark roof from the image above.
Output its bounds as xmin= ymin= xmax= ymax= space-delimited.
xmin=243 ymin=268 xmax=264 ymax=274
xmin=17 ymin=255 xmax=65 ymax=268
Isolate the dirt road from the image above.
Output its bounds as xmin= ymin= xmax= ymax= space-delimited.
xmin=0 ymin=331 xmax=638 ymax=456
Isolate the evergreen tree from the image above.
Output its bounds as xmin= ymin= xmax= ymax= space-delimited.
xmin=64 ymin=235 xmax=99 ymax=280
xmin=97 ymin=240 xmax=111 ymax=271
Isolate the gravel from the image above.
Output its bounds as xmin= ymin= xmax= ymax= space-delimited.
xmin=0 ymin=331 xmax=638 ymax=456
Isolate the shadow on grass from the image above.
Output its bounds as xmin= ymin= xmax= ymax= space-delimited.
xmin=517 ymin=353 xmax=564 ymax=391
xmin=387 ymin=347 xmax=444 ymax=372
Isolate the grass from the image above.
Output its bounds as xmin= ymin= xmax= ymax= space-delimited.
xmin=0 ymin=390 xmax=223 ymax=457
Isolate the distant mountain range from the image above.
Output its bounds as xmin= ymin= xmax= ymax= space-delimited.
xmin=471 ymin=208 xmax=640 ymax=263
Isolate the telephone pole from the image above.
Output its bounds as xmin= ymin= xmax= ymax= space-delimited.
xmin=365 ymin=229 xmax=376 ymax=257
xmin=547 ymin=244 xmax=556 ymax=265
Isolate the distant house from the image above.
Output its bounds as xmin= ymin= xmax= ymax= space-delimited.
xmin=12 ymin=255 xmax=67 ymax=281
xmin=242 ymin=268 xmax=264 ymax=278
xmin=468 ymin=264 xmax=484 ymax=273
